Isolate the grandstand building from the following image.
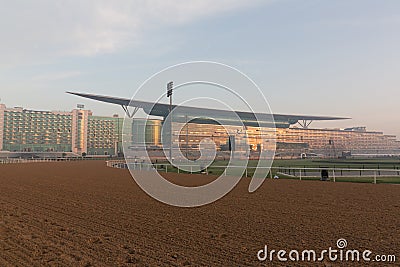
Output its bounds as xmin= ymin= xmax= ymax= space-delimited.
xmin=0 ymin=102 xmax=399 ymax=158
xmin=161 ymin=122 xmax=400 ymax=158
xmin=275 ymin=127 xmax=400 ymax=157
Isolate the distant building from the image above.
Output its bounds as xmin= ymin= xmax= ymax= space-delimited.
xmin=0 ymin=104 xmax=123 ymax=156
xmin=0 ymin=103 xmax=399 ymax=157
xmin=275 ymin=127 xmax=400 ymax=157
xmin=0 ymin=104 xmax=73 ymax=153
xmin=125 ymin=119 xmax=400 ymax=158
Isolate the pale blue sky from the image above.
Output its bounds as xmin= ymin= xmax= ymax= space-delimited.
xmin=0 ymin=0 xmax=399 ymax=136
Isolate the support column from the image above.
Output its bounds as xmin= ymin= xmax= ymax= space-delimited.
xmin=297 ymin=120 xmax=313 ymax=128
xmin=121 ymin=105 xmax=139 ymax=118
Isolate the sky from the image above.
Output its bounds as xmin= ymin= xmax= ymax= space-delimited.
xmin=0 ymin=0 xmax=399 ymax=137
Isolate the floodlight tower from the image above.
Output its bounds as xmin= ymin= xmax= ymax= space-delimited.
xmin=167 ymin=81 xmax=173 ymax=161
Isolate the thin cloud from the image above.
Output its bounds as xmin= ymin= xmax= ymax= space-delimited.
xmin=0 ymin=0 xmax=268 ymax=67
xmin=32 ymin=71 xmax=83 ymax=81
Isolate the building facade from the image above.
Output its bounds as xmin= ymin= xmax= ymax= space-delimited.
xmin=0 ymin=103 xmax=399 ymax=157
xmin=275 ymin=127 xmax=400 ymax=157
xmin=87 ymin=115 xmax=123 ymax=156
xmin=0 ymin=104 xmax=123 ymax=156
xmin=127 ymin=120 xmax=400 ymax=158
xmin=0 ymin=105 xmax=73 ymax=153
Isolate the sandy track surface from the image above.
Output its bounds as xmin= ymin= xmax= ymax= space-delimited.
xmin=0 ymin=161 xmax=399 ymax=266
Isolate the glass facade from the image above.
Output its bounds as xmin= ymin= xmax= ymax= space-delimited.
xmin=275 ymin=127 xmax=400 ymax=156
xmin=126 ymin=120 xmax=399 ymax=158
xmin=173 ymin=123 xmax=275 ymax=152
xmin=0 ymin=103 xmax=399 ymax=157
xmin=130 ymin=119 xmax=161 ymax=146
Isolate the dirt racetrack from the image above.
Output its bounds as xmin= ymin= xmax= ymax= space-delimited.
xmin=0 ymin=161 xmax=399 ymax=266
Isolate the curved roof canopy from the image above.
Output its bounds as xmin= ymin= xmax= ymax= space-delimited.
xmin=67 ymin=91 xmax=350 ymax=128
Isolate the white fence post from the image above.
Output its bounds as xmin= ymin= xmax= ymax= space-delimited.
xmin=299 ymin=169 xmax=302 ymax=181
xmin=374 ymin=170 xmax=377 ymax=184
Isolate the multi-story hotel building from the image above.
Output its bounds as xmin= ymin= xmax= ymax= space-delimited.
xmin=0 ymin=103 xmax=399 ymax=157
xmin=0 ymin=104 xmax=124 ymax=156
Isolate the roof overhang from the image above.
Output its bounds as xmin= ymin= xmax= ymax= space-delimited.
xmin=67 ymin=91 xmax=350 ymax=128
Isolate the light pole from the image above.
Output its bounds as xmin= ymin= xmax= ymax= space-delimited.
xmin=167 ymin=81 xmax=173 ymax=161
xmin=185 ymin=115 xmax=189 ymax=159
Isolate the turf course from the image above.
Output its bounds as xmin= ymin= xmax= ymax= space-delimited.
xmin=148 ymin=157 xmax=400 ymax=184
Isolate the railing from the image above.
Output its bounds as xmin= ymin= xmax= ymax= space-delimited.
xmin=275 ymin=166 xmax=400 ymax=184
xmin=0 ymin=157 xmax=120 ymax=164
xmin=0 ymin=158 xmax=72 ymax=164
xmin=105 ymin=160 xmax=400 ymax=184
